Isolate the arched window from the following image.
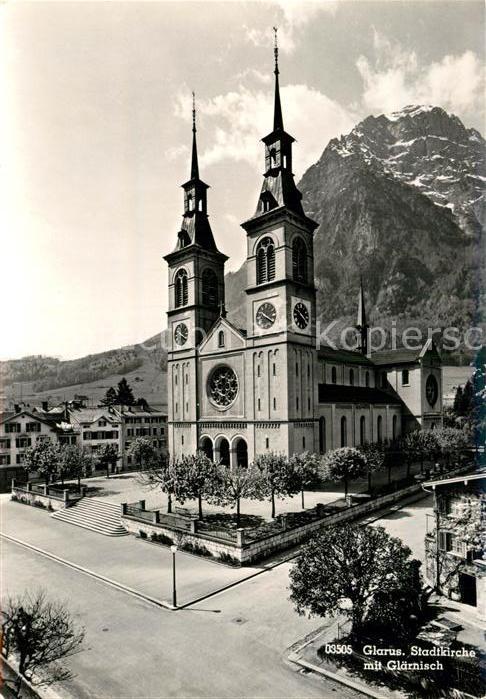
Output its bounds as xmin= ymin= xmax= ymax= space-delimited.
xmin=349 ymin=369 xmax=354 ymax=386
xmin=200 ymin=437 xmax=213 ymax=462
xmin=341 ymin=416 xmax=347 ymax=447
xmin=256 ymin=237 xmax=275 ymax=284
xmin=365 ymin=371 xmax=370 ymax=387
xmin=292 ymin=237 xmax=307 ymax=283
xmin=392 ymin=415 xmax=397 ymax=441
xmin=331 ymin=366 xmax=337 ymax=384
xmin=218 ymin=331 xmax=225 ymax=348
xmin=319 ymin=416 xmax=326 ymax=454
xmin=377 ymin=415 xmax=383 ymax=443
xmin=360 ymin=416 xmax=366 ymax=445
xmin=219 ymin=438 xmax=230 ymax=467
xmin=235 ymin=439 xmax=248 ymax=468
xmin=202 ymin=268 xmax=218 ymax=307
xmin=175 ymin=269 xmax=188 ymax=308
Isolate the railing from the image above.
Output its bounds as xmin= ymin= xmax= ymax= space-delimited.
xmin=11 ymin=480 xmax=85 ymax=504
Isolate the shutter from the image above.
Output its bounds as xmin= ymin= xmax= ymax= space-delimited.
xmin=438 ymin=531 xmax=447 ymax=551
xmin=267 ymin=244 xmax=275 ymax=281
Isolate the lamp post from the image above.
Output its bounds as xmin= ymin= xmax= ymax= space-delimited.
xmin=170 ymin=545 xmax=178 ymax=608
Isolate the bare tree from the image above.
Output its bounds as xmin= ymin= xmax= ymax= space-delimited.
xmin=2 ymin=589 xmax=85 ymax=697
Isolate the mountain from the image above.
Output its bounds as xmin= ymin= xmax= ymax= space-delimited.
xmin=225 ymin=105 xmax=485 ymax=357
xmin=1 ymin=334 xmax=168 ymax=410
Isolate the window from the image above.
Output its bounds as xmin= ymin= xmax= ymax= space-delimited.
xmin=296 ymin=363 xmax=299 ymax=377
xmin=349 ymin=369 xmax=354 ymax=386
xmin=319 ymin=417 xmax=326 ymax=454
xmin=377 ymin=415 xmax=383 ymax=443
xmin=175 ymin=269 xmax=188 ymax=307
xmin=331 ymin=367 xmax=337 ymax=384
xmin=256 ymin=237 xmax=275 ymax=284
xmin=292 ymin=237 xmax=307 ymax=283
xmin=402 ymin=369 xmax=410 ymax=386
xmin=302 ymin=436 xmax=306 ymax=449
xmin=360 ymin=416 xmax=366 ymax=445
xmin=273 ymin=363 xmax=276 ymax=376
xmin=16 ymin=437 xmax=31 ymax=448
xmin=296 ymin=397 xmax=299 ymax=411
xmin=273 ymin=397 xmax=276 ymax=410
xmin=439 ymin=532 xmax=466 ymax=557
xmin=257 ymin=398 xmax=261 ymax=411
xmin=365 ymin=371 xmax=370 ymax=387
xmin=340 ymin=417 xmax=347 ymax=447
xmin=0 ymin=439 xmax=11 ymax=449
xmin=5 ymin=424 xmax=20 ymax=434
xmin=26 ymin=422 xmax=41 ymax=433
xmin=181 ymin=435 xmax=184 ymax=446
xmin=392 ymin=415 xmax=398 ymax=441
xmin=218 ymin=330 xmax=225 ymax=348
xmin=0 ymin=454 xmax=10 ymax=465
xmin=307 ymin=364 xmax=311 ymax=379
xmin=446 ymin=497 xmax=463 ymax=517
xmin=257 ymin=365 xmax=261 ymax=377
xmin=308 ymin=397 xmax=311 ymax=411
xmin=265 ymin=437 xmax=269 ymax=449
xmin=202 ymin=269 xmax=219 ymax=307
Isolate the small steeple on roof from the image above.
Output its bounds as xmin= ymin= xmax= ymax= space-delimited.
xmin=190 ymin=91 xmax=200 ymax=180
xmin=273 ymin=27 xmax=283 ymax=132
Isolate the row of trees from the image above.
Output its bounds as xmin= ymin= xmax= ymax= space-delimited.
xmin=21 ymin=441 xmax=120 ymax=486
xmin=139 ymin=451 xmax=321 ymax=523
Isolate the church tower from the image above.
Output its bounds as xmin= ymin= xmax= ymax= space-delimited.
xmin=241 ymin=30 xmax=319 ymax=454
xmin=164 ymin=95 xmax=227 ymax=457
xmin=356 ymin=278 xmax=370 ymax=355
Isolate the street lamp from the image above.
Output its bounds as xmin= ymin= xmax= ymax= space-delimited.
xmin=170 ymin=545 xmax=178 ymax=608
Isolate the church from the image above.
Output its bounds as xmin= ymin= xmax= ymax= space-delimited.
xmin=164 ymin=41 xmax=443 ymax=468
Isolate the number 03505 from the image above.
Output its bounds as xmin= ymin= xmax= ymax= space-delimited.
xmin=324 ymin=644 xmax=352 ymax=655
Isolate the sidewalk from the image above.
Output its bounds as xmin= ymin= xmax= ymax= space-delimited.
xmin=0 ymin=497 xmax=257 ymax=607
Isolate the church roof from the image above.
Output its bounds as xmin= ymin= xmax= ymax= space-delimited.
xmin=318 ymin=384 xmax=402 ymax=405
xmin=371 ymin=348 xmax=425 ymax=366
xmin=318 ymin=346 xmax=374 ymax=366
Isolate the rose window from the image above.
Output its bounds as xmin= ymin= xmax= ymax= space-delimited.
xmin=208 ymin=366 xmax=239 ymax=407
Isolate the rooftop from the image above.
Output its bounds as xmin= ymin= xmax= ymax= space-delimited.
xmin=318 ymin=384 xmax=402 ymax=405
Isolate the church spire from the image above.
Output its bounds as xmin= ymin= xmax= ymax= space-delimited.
xmin=190 ymin=91 xmax=199 ymax=181
xmin=273 ymin=27 xmax=283 ymax=132
xmin=356 ymin=277 xmax=369 ymax=356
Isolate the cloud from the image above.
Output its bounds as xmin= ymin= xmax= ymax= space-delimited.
xmin=357 ymin=30 xmax=485 ymax=118
xmin=245 ymin=0 xmax=339 ymax=54
xmin=175 ymin=82 xmax=354 ymax=178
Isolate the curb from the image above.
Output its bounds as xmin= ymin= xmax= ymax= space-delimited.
xmin=287 ymin=653 xmax=392 ymax=699
xmin=0 ymin=532 xmax=173 ymax=610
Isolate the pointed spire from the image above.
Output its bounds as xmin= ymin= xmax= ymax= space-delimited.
xmin=273 ymin=27 xmax=283 ymax=131
xmin=356 ymin=276 xmax=369 ymax=356
xmin=190 ymin=91 xmax=199 ymax=180
xmin=357 ymin=276 xmax=366 ymax=328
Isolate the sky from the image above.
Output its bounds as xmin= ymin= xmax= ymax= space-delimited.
xmin=1 ymin=0 xmax=485 ymax=360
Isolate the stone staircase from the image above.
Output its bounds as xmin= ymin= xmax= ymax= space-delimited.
xmin=52 ymin=498 xmax=129 ymax=536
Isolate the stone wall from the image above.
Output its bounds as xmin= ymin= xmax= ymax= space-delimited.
xmin=11 ymin=483 xmax=84 ymax=512
xmin=122 ymin=480 xmax=427 ymax=565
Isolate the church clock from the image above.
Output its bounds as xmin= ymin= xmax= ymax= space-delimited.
xmin=256 ymin=302 xmax=277 ymax=329
xmin=174 ymin=323 xmax=189 ymax=346
xmin=293 ymin=302 xmax=309 ymax=330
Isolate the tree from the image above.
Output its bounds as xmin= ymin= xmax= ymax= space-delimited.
xmin=175 ymin=452 xmax=216 ymax=520
xmin=127 ymin=437 xmax=159 ymax=471
xmin=209 ymin=463 xmax=263 ymax=525
xmin=289 ymin=525 xmax=423 ymax=641
xmin=288 ymin=452 xmax=320 ymax=509
xmin=57 ymin=445 xmax=93 ymax=488
xmin=433 ymin=427 xmax=469 ymax=471
xmin=101 ymin=387 xmax=117 ymax=406
xmin=96 ymin=444 xmax=119 ymax=478
xmin=2 ymin=589 xmax=85 ymax=697
xmin=116 ymin=378 xmax=135 ymax=406
xmin=253 ymin=452 xmax=300 ymax=518
xmin=358 ymin=442 xmax=385 ymax=492
xmin=322 ymin=447 xmax=367 ymax=501
xmin=136 ymin=454 xmax=177 ymax=513
xmin=22 ymin=440 xmax=59 ymax=485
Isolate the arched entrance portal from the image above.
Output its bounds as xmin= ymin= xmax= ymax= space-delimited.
xmin=199 ymin=437 xmax=213 ymax=462
xmin=219 ymin=438 xmax=230 ymax=466
xmin=235 ymin=439 xmax=248 ymax=468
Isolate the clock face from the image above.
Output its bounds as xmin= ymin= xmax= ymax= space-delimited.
xmin=293 ymin=302 xmax=309 ymax=330
xmin=426 ymin=374 xmax=438 ymax=407
xmin=256 ymin=302 xmax=277 ymax=329
xmin=208 ymin=366 xmax=239 ymax=408
xmin=174 ymin=323 xmax=188 ymax=346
